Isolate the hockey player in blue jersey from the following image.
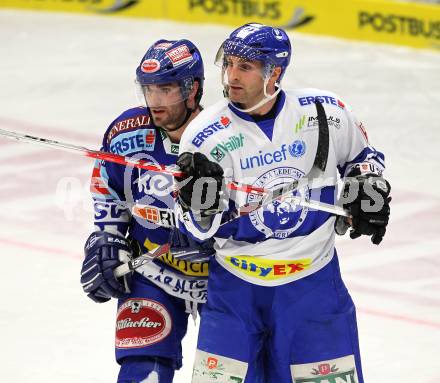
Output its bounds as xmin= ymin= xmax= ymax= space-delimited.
xmin=175 ymin=24 xmax=391 ymax=382
xmin=79 ymin=39 xmax=210 ymax=383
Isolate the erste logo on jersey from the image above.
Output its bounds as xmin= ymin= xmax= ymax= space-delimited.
xmin=115 ymin=299 xmax=172 ymax=348
xmin=109 ymin=129 xmax=156 ymax=155
xmin=247 ymin=167 xmax=309 ymax=239
xmin=298 ymin=95 xmax=345 ymax=109
xmin=192 ymin=116 xmax=232 ymax=148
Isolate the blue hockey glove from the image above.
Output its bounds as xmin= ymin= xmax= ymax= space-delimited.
xmin=169 ymin=227 xmax=215 ymax=261
xmin=336 ymin=170 xmax=391 ymax=245
xmin=176 ymin=152 xmax=226 ymax=216
xmin=81 ymin=231 xmax=133 ymax=303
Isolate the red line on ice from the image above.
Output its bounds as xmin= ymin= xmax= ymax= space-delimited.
xmin=357 ymin=307 xmax=440 ymax=330
xmin=0 ymin=236 xmax=82 ymax=260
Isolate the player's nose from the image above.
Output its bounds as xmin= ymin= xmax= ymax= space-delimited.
xmin=227 ymin=65 xmax=241 ymax=82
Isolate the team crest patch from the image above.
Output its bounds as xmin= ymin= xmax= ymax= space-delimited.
xmin=247 ymin=167 xmax=309 ymax=239
xmin=289 ymin=140 xmax=306 ymax=158
xmin=291 ymin=355 xmax=359 ymax=383
xmin=115 ymin=298 xmax=172 ymax=348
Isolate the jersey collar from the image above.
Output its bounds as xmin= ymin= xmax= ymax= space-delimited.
xmin=228 ymin=90 xmax=286 ymax=141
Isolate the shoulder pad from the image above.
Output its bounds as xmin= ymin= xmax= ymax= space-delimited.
xmin=184 ymin=101 xmax=231 ymax=149
xmin=104 ymin=106 xmax=153 ymax=147
xmin=290 ymin=88 xmax=348 ymax=110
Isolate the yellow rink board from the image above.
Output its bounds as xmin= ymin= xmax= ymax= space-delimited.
xmin=2 ymin=0 xmax=440 ymax=50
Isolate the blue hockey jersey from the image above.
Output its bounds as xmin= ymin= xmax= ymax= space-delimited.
xmin=91 ymin=106 xmax=208 ymax=303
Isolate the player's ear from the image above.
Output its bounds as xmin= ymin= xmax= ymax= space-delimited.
xmin=270 ymin=66 xmax=282 ymax=84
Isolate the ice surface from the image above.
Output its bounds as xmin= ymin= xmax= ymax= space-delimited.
xmin=0 ymin=10 xmax=439 ymax=382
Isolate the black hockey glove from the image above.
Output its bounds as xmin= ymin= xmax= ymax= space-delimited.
xmin=176 ymin=152 xmax=226 ymax=216
xmin=81 ymin=231 xmax=133 ymax=303
xmin=169 ymin=227 xmax=215 ymax=261
xmin=336 ymin=171 xmax=391 ymax=245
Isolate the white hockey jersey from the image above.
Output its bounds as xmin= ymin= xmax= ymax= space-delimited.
xmin=177 ymin=89 xmax=385 ymax=286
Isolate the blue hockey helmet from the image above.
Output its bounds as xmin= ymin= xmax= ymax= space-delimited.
xmin=136 ymin=39 xmax=204 ymax=107
xmin=215 ymin=23 xmax=291 ymax=82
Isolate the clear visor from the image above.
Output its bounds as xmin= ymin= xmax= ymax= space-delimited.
xmin=135 ymin=79 xmax=194 ymax=108
xmin=215 ymin=41 xmax=277 ymax=90
xmin=215 ymin=40 xmax=271 ymax=67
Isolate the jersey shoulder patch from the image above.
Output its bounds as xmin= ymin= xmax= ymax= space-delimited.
xmin=103 ymin=106 xmax=152 ymax=148
xmin=103 ymin=107 xmax=160 ymax=156
xmin=290 ymin=88 xmax=348 ymax=111
xmin=183 ymin=100 xmax=232 ymax=149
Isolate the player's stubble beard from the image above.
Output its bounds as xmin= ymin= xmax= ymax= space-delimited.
xmin=228 ymin=79 xmax=265 ymax=112
xmin=151 ymin=101 xmax=187 ymax=132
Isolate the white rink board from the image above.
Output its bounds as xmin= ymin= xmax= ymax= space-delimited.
xmin=0 ymin=10 xmax=439 ymax=383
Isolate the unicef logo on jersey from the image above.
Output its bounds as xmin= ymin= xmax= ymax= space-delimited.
xmin=288 ymin=140 xmax=306 ymax=158
xmin=247 ymin=167 xmax=309 ymax=239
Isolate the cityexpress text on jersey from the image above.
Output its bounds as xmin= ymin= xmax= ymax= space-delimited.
xmin=226 ymin=256 xmax=311 ymax=281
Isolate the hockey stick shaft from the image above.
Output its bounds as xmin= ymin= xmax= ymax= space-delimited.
xmin=0 ymin=127 xmax=185 ymax=177
xmin=219 ymin=170 xmax=350 ymax=228
xmin=240 ymin=193 xmax=349 ymax=218
xmin=280 ymin=195 xmax=349 ymax=217
xmin=113 ymin=243 xmax=170 ymax=278
xmin=0 ymin=127 xmax=267 ymax=195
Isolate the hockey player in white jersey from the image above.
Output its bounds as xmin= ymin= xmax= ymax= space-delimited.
xmin=175 ymin=23 xmax=391 ymax=382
